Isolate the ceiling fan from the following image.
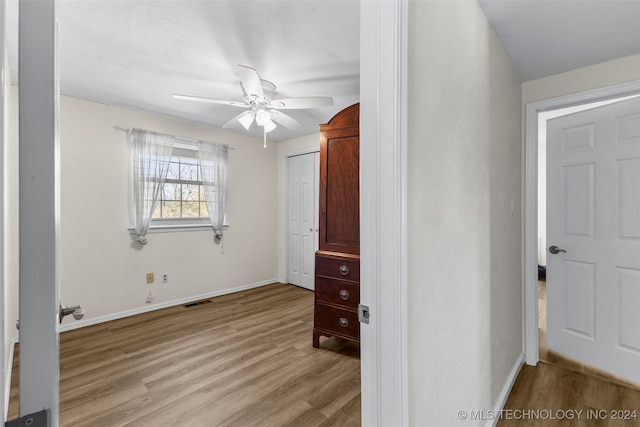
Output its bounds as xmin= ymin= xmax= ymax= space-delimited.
xmin=174 ymin=65 xmax=334 ymax=147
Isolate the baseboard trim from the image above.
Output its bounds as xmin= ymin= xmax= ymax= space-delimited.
xmin=486 ymin=352 xmax=525 ymax=427
xmin=58 ymin=278 xmax=279 ymax=333
xmin=5 ymin=336 xmax=18 ymax=419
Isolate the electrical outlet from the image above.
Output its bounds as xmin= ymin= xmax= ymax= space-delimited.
xmin=146 ymin=273 xmax=155 ymax=284
xmin=161 ymin=273 xmax=168 ymax=283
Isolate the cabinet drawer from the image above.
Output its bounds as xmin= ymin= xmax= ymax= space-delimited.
xmin=315 ymin=277 xmax=359 ymax=308
xmin=316 ymin=255 xmax=360 ymax=281
xmin=314 ymin=304 xmax=359 ymax=339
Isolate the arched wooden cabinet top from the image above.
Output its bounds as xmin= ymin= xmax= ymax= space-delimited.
xmin=319 ymin=103 xmax=360 ymax=131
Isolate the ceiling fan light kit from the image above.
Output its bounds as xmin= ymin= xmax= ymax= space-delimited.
xmin=174 ymin=65 xmax=334 ymax=148
xmin=237 ymin=110 xmax=254 ymax=130
xmin=255 ymin=108 xmax=277 ymax=132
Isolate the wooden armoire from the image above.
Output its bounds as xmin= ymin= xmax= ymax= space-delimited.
xmin=312 ymin=103 xmax=360 ymax=348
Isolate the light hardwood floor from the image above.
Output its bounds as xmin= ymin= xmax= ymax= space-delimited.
xmin=8 ymin=283 xmax=361 ymax=426
xmin=499 ymin=281 xmax=640 ymax=426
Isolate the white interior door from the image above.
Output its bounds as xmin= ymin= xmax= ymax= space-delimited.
xmin=8 ymin=1 xmax=61 ymax=425
xmin=287 ymin=152 xmax=318 ymax=290
xmin=547 ymin=96 xmax=640 ymax=384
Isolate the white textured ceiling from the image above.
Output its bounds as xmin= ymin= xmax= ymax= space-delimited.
xmin=7 ymin=1 xmax=640 ymax=140
xmin=6 ymin=0 xmax=360 ymax=142
xmin=479 ymin=0 xmax=640 ymax=82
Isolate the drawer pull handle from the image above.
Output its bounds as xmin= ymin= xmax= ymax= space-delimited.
xmin=339 ymin=264 xmax=350 ymax=276
xmin=339 ymin=289 xmax=350 ymax=301
xmin=339 ymin=318 xmax=349 ymax=328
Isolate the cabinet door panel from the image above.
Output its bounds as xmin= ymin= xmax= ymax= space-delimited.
xmin=326 ymin=136 xmax=359 ymax=246
xmin=318 ymin=103 xmax=360 ymax=255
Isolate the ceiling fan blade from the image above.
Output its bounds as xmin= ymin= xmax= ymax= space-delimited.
xmin=270 ymin=96 xmax=334 ymax=110
xmin=237 ymin=65 xmax=264 ymax=99
xmin=270 ymin=110 xmax=303 ymax=130
xmin=222 ymin=110 xmax=254 ymax=129
xmin=173 ymin=94 xmax=247 ymax=107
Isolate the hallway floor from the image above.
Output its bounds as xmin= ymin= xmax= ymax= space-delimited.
xmin=499 ymin=280 xmax=640 ymax=426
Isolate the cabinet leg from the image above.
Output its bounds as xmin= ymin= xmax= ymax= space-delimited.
xmin=313 ymin=331 xmax=321 ymax=348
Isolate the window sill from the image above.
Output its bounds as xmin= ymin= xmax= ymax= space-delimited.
xmin=128 ymin=223 xmax=229 ymax=234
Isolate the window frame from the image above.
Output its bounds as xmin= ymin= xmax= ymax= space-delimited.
xmin=152 ymin=145 xmax=209 ymax=222
xmin=129 ymin=142 xmax=228 ymax=233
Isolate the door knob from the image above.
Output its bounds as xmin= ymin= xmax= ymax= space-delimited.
xmin=549 ymin=245 xmax=567 ymax=255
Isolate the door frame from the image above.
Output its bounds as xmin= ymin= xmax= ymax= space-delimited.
xmin=21 ymin=0 xmax=410 ymax=425
xmin=282 ymin=147 xmax=319 ymax=287
xmin=0 ymin=0 xmax=5 ymax=422
xmin=360 ymin=0 xmax=408 ymax=424
xmin=524 ymin=79 xmax=640 ymax=366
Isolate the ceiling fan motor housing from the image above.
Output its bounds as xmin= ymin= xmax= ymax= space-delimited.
xmin=243 ymin=79 xmax=276 ymax=105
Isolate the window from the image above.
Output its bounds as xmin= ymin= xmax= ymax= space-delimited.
xmin=147 ymin=144 xmax=219 ymax=230
xmin=130 ymin=129 xmax=228 ymax=240
xmin=152 ymin=147 xmax=209 ymax=221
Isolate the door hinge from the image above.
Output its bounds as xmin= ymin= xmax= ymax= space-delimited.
xmin=6 ymin=409 xmax=48 ymax=427
xmin=358 ymin=304 xmax=370 ymax=324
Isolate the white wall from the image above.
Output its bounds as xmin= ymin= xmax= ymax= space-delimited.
xmin=276 ymin=133 xmax=320 ymax=282
xmin=58 ymin=96 xmax=279 ymax=326
xmin=407 ymin=1 xmax=522 ymax=424
xmin=487 ymin=13 xmax=523 ymax=406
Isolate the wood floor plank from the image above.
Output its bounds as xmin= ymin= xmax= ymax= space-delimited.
xmin=8 ymin=283 xmax=361 ymax=426
xmin=500 ymin=361 xmax=640 ymax=427
xmin=318 ymin=393 xmax=361 ymax=427
xmin=131 ymin=351 xmax=312 ymax=426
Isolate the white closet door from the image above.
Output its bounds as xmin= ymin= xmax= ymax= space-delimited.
xmin=287 ymin=152 xmax=318 ymax=290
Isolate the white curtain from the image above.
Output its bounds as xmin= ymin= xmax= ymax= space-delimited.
xmin=131 ymin=129 xmax=174 ymax=245
xmin=197 ymin=141 xmax=228 ymax=240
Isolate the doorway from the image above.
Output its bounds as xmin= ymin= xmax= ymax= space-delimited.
xmin=10 ymin=0 xmax=410 ymax=424
xmin=536 ymin=95 xmax=640 ymax=369
xmin=525 ymin=81 xmax=640 ymax=382
xmin=539 ymin=95 xmax=640 ymax=384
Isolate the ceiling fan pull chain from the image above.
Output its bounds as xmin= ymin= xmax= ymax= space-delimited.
xmin=263 ymin=129 xmax=267 ymax=148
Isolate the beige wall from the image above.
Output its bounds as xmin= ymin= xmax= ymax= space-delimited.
xmin=58 ymin=96 xmax=279 ymax=326
xmin=407 ymin=1 xmax=522 ymax=424
xmin=523 ymin=52 xmax=640 ymax=104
